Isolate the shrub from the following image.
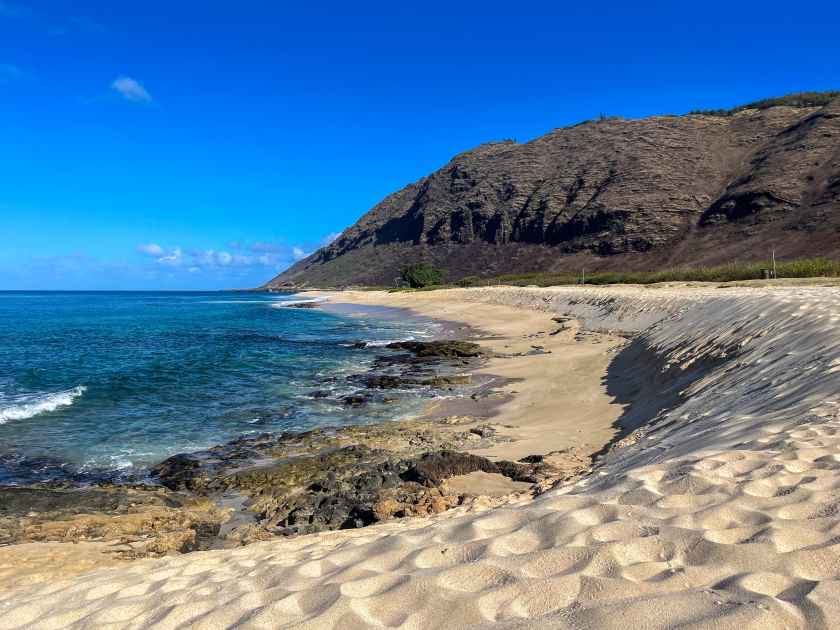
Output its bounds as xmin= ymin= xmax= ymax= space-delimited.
xmin=400 ymin=263 xmax=444 ymax=288
xmin=456 ymin=276 xmax=484 ymax=287
xmin=685 ymin=91 xmax=839 ymax=118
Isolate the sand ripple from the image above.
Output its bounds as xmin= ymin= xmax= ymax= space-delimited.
xmin=5 ymin=285 xmax=840 ymax=628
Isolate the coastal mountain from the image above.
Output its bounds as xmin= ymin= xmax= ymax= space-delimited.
xmin=268 ymin=92 xmax=840 ymax=288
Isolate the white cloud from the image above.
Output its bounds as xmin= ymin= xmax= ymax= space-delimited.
xmin=157 ymin=247 xmax=183 ymax=266
xmin=249 ymin=242 xmax=280 ymax=253
xmin=137 ymin=243 xmax=164 ymax=256
xmin=137 ymin=243 xmax=185 ymax=266
xmin=132 ymin=239 xmax=321 ymax=280
xmin=111 ymin=76 xmax=152 ymax=103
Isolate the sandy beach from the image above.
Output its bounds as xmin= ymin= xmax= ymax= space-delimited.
xmin=4 ymin=283 xmax=840 ymax=628
xmin=317 ymin=290 xmax=627 ymax=486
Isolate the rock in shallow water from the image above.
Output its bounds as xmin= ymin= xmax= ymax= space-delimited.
xmin=386 ymin=340 xmax=484 ymax=358
xmin=150 ymin=453 xmax=207 ymax=492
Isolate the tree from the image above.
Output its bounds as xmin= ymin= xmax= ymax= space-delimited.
xmin=400 ymin=263 xmax=444 ymax=288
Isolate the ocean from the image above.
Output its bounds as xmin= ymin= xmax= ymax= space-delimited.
xmin=0 ymin=291 xmax=439 ymax=484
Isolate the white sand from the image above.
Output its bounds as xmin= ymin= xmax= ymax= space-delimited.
xmin=4 ymin=284 xmax=840 ymax=628
xmin=326 ymin=289 xmax=626 ymax=467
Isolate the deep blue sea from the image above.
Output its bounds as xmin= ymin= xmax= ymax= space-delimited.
xmin=0 ymin=291 xmax=438 ymax=484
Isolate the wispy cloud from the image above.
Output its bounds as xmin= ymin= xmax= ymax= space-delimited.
xmin=137 ymin=243 xmax=164 ymax=256
xmin=111 ymin=76 xmax=152 ymax=103
xmin=249 ymin=242 xmax=281 ymax=253
xmin=157 ymin=247 xmax=183 ymax=266
xmin=138 ymin=244 xmax=187 ymax=267
xmin=2 ymin=232 xmax=344 ymax=290
xmin=137 ymin=243 xmax=290 ymax=272
xmin=126 ymin=232 xmax=342 ymax=286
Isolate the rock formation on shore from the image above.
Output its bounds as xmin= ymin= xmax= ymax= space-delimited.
xmin=268 ymin=92 xmax=840 ymax=287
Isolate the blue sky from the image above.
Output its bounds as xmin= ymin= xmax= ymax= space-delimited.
xmin=2 ymin=0 xmax=838 ymax=289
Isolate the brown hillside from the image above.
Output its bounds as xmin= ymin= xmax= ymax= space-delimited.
xmin=269 ymin=94 xmax=840 ymax=288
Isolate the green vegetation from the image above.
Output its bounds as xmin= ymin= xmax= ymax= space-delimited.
xmin=399 ymin=263 xmax=445 ymax=288
xmin=387 ymin=284 xmax=453 ymax=293
xmin=488 ymin=258 xmax=840 ymax=287
xmin=456 ymin=276 xmax=483 ymax=287
xmin=687 ymin=91 xmax=840 ymax=117
xmin=385 ymin=258 xmax=840 ymax=291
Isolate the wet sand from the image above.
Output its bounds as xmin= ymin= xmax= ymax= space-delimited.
xmin=316 ymin=290 xmax=627 ymax=490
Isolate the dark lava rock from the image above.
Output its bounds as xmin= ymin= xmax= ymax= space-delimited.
xmin=421 ymin=374 xmax=472 ymax=387
xmin=357 ymin=373 xmax=471 ymax=389
xmin=137 ymin=416 xmax=546 ymax=542
xmin=260 ymin=454 xmax=465 ymax=536
xmin=150 ymin=453 xmax=208 ymax=492
xmin=282 ymin=302 xmax=318 ymax=309
xmin=360 ymin=374 xmax=408 ymax=389
xmin=519 ymin=454 xmax=544 ymax=464
xmin=402 ymin=451 xmax=540 ymax=486
xmin=495 ymin=460 xmax=540 ymax=484
xmin=469 ymin=425 xmax=496 ymax=438
xmin=309 ymin=389 xmax=331 ymax=398
xmin=402 ymin=451 xmax=499 ymax=485
xmin=342 ymin=394 xmax=370 ymax=406
xmin=386 ymin=340 xmax=483 ymax=358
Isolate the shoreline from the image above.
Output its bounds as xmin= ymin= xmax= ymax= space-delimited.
xmin=313 ymin=290 xmax=628 ymax=487
xmin=6 ymin=284 xmax=840 ymax=628
xmin=0 ymin=289 xmax=622 ymax=592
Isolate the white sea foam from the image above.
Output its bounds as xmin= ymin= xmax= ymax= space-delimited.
xmin=0 ymin=385 xmax=87 ymax=424
xmin=361 ymin=337 xmax=416 ymax=347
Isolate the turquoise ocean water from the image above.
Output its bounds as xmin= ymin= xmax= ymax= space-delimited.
xmin=0 ymin=292 xmax=437 ymax=484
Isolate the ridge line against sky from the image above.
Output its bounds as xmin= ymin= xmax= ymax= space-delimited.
xmin=1 ymin=0 xmax=839 ymax=289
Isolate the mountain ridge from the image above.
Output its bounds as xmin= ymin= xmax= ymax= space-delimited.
xmin=268 ymin=93 xmax=840 ymax=288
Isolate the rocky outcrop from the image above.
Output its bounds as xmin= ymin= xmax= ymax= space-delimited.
xmin=148 ymin=417 xmax=560 ymax=539
xmin=0 ymin=485 xmax=227 ymax=557
xmin=385 ymin=340 xmax=483 ymax=358
xmin=268 ymin=93 xmax=840 ymax=287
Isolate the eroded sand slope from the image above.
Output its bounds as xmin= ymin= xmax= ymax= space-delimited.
xmin=4 ymin=285 xmax=840 ymax=629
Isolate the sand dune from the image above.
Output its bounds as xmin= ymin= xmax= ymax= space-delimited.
xmin=4 ymin=284 xmax=840 ymax=629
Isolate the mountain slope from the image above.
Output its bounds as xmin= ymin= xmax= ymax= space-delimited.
xmin=269 ymin=94 xmax=840 ymax=288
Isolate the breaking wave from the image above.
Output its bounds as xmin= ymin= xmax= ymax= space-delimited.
xmin=0 ymin=385 xmax=87 ymax=424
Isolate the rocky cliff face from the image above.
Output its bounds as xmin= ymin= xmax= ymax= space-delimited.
xmin=269 ymin=94 xmax=840 ymax=287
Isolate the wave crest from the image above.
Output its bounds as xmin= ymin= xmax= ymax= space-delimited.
xmin=0 ymin=385 xmax=87 ymax=424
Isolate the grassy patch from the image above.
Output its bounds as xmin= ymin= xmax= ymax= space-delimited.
xmin=687 ymin=91 xmax=839 ymax=117
xmin=467 ymin=257 xmax=840 ymax=288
